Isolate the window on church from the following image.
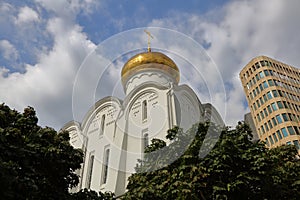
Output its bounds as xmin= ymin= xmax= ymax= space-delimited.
xmin=143 ymin=133 xmax=149 ymax=150
xmin=86 ymin=154 xmax=94 ymax=189
xmin=142 ymin=100 xmax=147 ymax=121
xmin=101 ymin=147 xmax=110 ymax=185
xmin=100 ymin=114 xmax=105 ymax=136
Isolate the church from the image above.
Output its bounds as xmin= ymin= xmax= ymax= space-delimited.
xmin=62 ymin=43 xmax=224 ymax=196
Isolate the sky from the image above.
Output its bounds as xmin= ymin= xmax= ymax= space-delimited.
xmin=1 ymin=0 xmax=300 ymax=130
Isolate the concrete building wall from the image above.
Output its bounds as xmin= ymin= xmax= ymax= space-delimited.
xmin=244 ymin=112 xmax=259 ymax=141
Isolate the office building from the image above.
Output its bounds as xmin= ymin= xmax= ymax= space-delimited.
xmin=240 ymin=56 xmax=300 ymax=151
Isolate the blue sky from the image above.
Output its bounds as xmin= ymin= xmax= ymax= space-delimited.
xmin=1 ymin=0 xmax=300 ymax=130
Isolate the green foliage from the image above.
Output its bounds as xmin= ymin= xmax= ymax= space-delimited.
xmin=124 ymin=121 xmax=300 ymax=200
xmin=0 ymin=104 xmax=83 ymax=200
xmin=71 ymin=189 xmax=116 ymax=200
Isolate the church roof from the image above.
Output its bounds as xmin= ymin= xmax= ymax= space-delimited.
xmin=121 ymin=51 xmax=180 ymax=86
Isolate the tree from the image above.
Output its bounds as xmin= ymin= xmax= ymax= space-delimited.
xmin=0 ymin=103 xmax=83 ymax=200
xmin=124 ymin=122 xmax=300 ymax=200
xmin=71 ymin=189 xmax=115 ymax=200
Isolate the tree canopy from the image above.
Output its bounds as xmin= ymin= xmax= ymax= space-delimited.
xmin=2 ymin=103 xmax=299 ymax=200
xmin=0 ymin=104 xmax=84 ymax=199
xmin=124 ymin=122 xmax=300 ymax=200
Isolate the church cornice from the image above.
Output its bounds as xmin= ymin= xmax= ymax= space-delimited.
xmin=60 ymin=120 xmax=81 ymax=132
xmin=81 ymin=96 xmax=122 ymax=131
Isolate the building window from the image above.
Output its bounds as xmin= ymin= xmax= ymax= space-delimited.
xmin=287 ymin=126 xmax=295 ymax=135
xmin=271 ymin=103 xmax=278 ymax=111
xmin=269 ymin=70 xmax=274 ymax=76
xmin=86 ymin=154 xmax=95 ymax=189
xmin=293 ymin=126 xmax=300 ymax=135
xmin=265 ymin=123 xmax=269 ymax=131
xmin=277 ymin=130 xmax=282 ymax=139
xmin=256 ymin=87 xmax=260 ymax=95
xmin=260 ymin=111 xmax=265 ymax=119
xmin=272 ymin=90 xmax=279 ymax=97
xmin=257 ymin=114 xmax=261 ymax=122
xmin=143 ymin=133 xmax=149 ymax=150
xmin=272 ymin=117 xmax=277 ymax=126
xmin=141 ymin=128 xmax=149 ymax=152
xmin=283 ymin=101 xmax=288 ymax=108
xmin=256 ymin=100 xmax=260 ymax=107
xmin=267 ymin=91 xmax=273 ymax=99
xmin=101 ymin=147 xmax=110 ymax=185
xmin=276 ymin=115 xmax=283 ymax=124
xmin=281 ymin=127 xmax=288 ymax=137
xmin=260 ymin=97 xmax=264 ymax=105
xmin=259 ymin=84 xmax=264 ymax=91
xmin=100 ymin=114 xmax=105 ymax=136
xmin=273 ymin=133 xmax=278 ymax=142
xmin=263 ymin=94 xmax=268 ymax=102
xmin=268 ymin=120 xmax=273 ymax=129
xmin=263 ymin=81 xmax=268 ymax=89
xmin=259 ymin=71 xmax=265 ymax=78
xmin=269 ymin=135 xmax=274 ymax=145
xmin=261 ymin=125 xmax=265 ymax=134
xmin=263 ymin=108 xmax=268 ymax=117
xmin=265 ymin=138 xmax=269 ymax=147
xmin=278 ymin=90 xmax=284 ymax=97
xmin=142 ymin=100 xmax=147 ymax=121
xmin=253 ymin=103 xmax=257 ymax=110
xmin=255 ymin=74 xmax=260 ymax=81
xmin=293 ymin=140 xmax=300 ymax=150
xmin=264 ymin=70 xmax=270 ymax=76
xmin=267 ymin=105 xmax=272 ymax=114
xmin=282 ymin=113 xmax=289 ymax=122
xmin=277 ymin=101 xmax=283 ymax=109
xmin=268 ymin=79 xmax=274 ymax=86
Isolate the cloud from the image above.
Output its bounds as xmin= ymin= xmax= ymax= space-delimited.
xmin=148 ymin=0 xmax=300 ymax=125
xmin=34 ymin=0 xmax=99 ymax=17
xmin=0 ymin=0 xmax=97 ymax=129
xmin=2 ymin=0 xmax=300 ymax=130
xmin=14 ymin=6 xmax=40 ymax=25
xmin=0 ymin=40 xmax=19 ymax=60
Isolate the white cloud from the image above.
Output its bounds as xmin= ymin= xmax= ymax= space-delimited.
xmin=2 ymin=0 xmax=300 ymax=130
xmin=15 ymin=6 xmax=39 ymax=25
xmin=149 ymin=0 xmax=300 ymax=126
xmin=1 ymin=1 xmax=97 ymax=129
xmin=34 ymin=0 xmax=99 ymax=17
xmin=0 ymin=40 xmax=19 ymax=60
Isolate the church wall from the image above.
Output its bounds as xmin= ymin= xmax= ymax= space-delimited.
xmin=173 ymin=85 xmax=204 ymax=131
xmin=63 ymin=122 xmax=85 ymax=192
xmin=62 ymin=51 xmax=225 ymax=197
xmin=78 ymin=99 xmax=121 ymax=193
xmin=123 ymin=86 xmax=176 ymax=181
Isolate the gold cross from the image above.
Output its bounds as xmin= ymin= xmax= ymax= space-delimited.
xmin=144 ymin=30 xmax=154 ymax=52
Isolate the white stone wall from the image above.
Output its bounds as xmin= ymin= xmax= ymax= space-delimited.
xmin=62 ymin=67 xmax=223 ymax=196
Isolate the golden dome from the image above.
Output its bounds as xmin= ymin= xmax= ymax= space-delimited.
xmin=121 ymin=51 xmax=180 ymax=86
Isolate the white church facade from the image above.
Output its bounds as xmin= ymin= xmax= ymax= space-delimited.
xmin=62 ymin=48 xmax=224 ymax=196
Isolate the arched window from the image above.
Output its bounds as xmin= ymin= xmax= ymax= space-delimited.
xmin=101 ymin=147 xmax=110 ymax=184
xmin=86 ymin=154 xmax=94 ymax=189
xmin=142 ymin=100 xmax=147 ymax=121
xmin=100 ymin=114 xmax=105 ymax=136
xmin=143 ymin=133 xmax=149 ymax=150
